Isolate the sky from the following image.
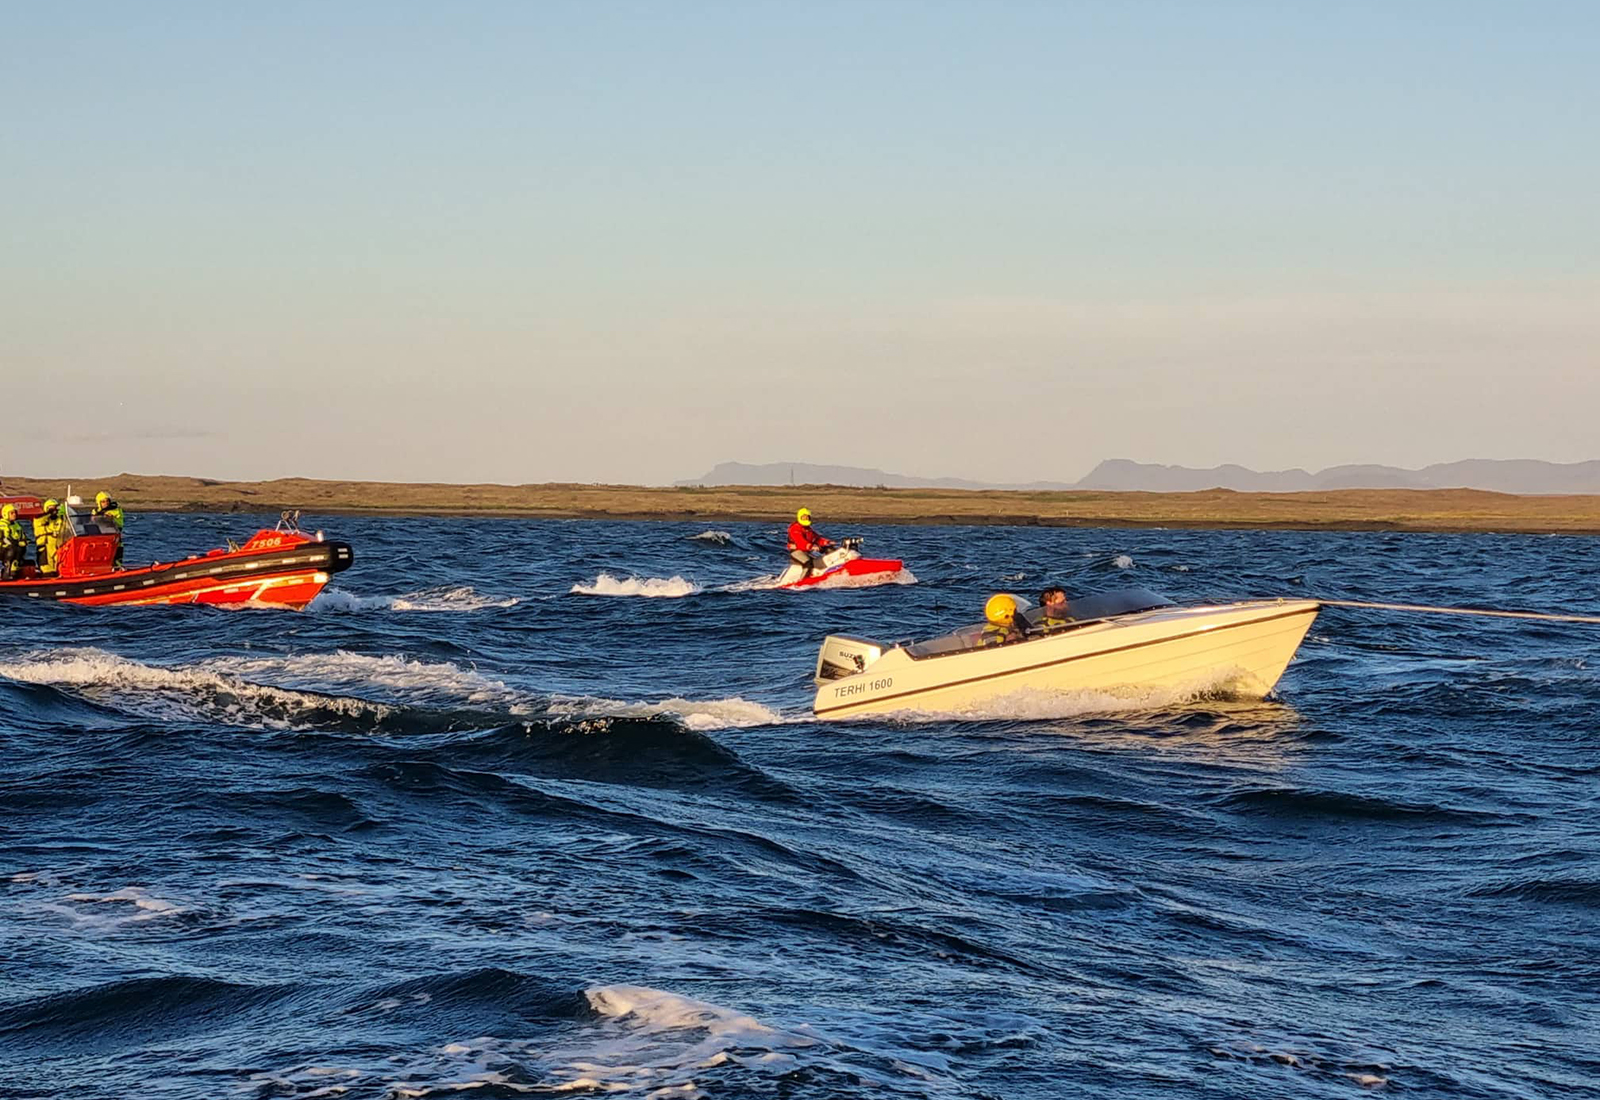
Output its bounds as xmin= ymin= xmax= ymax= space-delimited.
xmin=3 ymin=1 xmax=1596 ymax=485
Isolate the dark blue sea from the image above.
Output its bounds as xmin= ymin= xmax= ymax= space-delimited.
xmin=3 ymin=514 xmax=1597 ymax=1098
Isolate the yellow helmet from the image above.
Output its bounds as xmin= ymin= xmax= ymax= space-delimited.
xmin=985 ymin=593 xmax=1018 ymax=626
xmin=796 ymin=507 xmax=812 ymax=526
xmin=96 ymin=491 xmax=111 ymax=507
xmin=43 ymin=499 xmax=58 ymax=512
xmin=1 ymin=504 xmax=15 ymax=520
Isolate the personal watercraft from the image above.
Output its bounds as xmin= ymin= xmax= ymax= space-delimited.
xmin=0 ymin=502 xmax=352 ymax=610
xmin=776 ymin=537 xmax=905 ymax=589
xmin=812 ymin=587 xmax=1318 ymax=718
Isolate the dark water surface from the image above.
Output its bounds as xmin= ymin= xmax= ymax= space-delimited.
xmin=2 ymin=515 xmax=1597 ymax=1098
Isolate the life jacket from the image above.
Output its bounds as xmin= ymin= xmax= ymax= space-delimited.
xmin=980 ymin=622 xmax=1021 ymax=646
xmin=787 ymin=522 xmax=827 ymax=552
xmin=0 ymin=518 xmax=23 ymax=548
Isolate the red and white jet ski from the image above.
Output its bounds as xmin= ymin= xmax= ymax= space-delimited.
xmin=776 ymin=538 xmax=905 ymax=589
xmin=0 ymin=499 xmax=352 ymax=610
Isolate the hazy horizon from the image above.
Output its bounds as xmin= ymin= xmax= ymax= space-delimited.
xmin=5 ymin=2 xmax=1596 ymax=485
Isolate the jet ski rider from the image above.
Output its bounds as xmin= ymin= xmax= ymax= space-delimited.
xmin=786 ymin=507 xmax=834 ymax=579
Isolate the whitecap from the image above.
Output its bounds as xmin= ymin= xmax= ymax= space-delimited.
xmin=547 ymin=694 xmax=784 ymax=730
xmin=571 ymin=573 xmax=701 ymax=598
xmin=688 ymin=530 xmax=733 ymax=545
xmin=0 ymin=647 xmax=394 ymax=730
xmin=204 ymin=651 xmax=515 ymax=707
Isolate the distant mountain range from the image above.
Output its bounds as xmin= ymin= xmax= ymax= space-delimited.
xmin=679 ymin=459 xmax=1600 ymax=495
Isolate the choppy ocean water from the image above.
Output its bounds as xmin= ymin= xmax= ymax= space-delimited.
xmin=2 ymin=514 xmax=1597 ymax=1099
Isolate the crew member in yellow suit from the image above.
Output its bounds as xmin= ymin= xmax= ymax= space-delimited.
xmin=0 ymin=504 xmax=25 ymax=580
xmin=33 ymin=498 xmax=65 ymax=576
xmin=93 ymin=491 xmax=126 ymax=568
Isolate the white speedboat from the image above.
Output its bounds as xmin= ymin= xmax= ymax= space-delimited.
xmin=811 ymin=588 xmax=1318 ymax=719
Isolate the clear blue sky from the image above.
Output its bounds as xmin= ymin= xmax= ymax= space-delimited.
xmin=3 ymin=1 xmax=1595 ymax=484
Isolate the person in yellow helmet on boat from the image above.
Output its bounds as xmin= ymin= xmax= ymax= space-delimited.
xmin=33 ymin=499 xmax=64 ymax=576
xmin=0 ymin=504 xmax=24 ymax=580
xmin=93 ymin=491 xmax=126 ymax=567
xmin=980 ymin=593 xmax=1029 ymax=646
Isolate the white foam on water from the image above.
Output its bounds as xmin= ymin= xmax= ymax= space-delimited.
xmin=257 ymin=984 xmax=973 ymax=1099
xmin=688 ymin=530 xmax=733 ymax=545
xmin=1113 ymin=554 xmax=1135 ymax=569
xmin=571 ymin=573 xmax=702 ymax=598
xmin=718 ymin=574 xmax=784 ymax=592
xmin=36 ymin=886 xmax=191 ymax=930
xmin=204 ymin=651 xmax=517 ymax=707
xmin=311 ymin=585 xmax=520 ymax=612
xmin=0 ymin=647 xmax=395 ymax=730
xmin=547 ymin=694 xmax=785 ymax=730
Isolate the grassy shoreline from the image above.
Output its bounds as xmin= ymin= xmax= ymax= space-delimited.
xmin=5 ymin=474 xmax=1600 ymax=534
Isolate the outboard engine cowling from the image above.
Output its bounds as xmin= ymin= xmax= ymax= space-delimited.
xmin=814 ymin=635 xmax=884 ymax=683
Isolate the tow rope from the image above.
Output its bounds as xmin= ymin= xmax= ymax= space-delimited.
xmin=1319 ymin=599 xmax=1600 ymax=626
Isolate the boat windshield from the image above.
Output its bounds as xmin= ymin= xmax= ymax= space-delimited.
xmin=61 ymin=506 xmax=119 ymax=539
xmin=1020 ymin=586 xmax=1173 ymax=628
xmin=906 ymin=587 xmax=1175 ymax=659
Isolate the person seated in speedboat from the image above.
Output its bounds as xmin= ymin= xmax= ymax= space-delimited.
xmin=980 ymin=593 xmax=1030 ymax=646
xmin=783 ymin=507 xmax=834 ymax=580
xmin=0 ymin=504 xmax=24 ymax=580
xmin=1037 ymin=586 xmax=1072 ymax=629
xmin=93 ymin=491 xmax=126 ymax=568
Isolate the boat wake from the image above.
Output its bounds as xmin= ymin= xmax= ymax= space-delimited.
xmin=570 ymin=573 xmax=702 ymax=598
xmin=547 ymin=693 xmax=786 ymax=730
xmin=312 ymin=585 xmax=521 ymax=612
xmin=0 ymin=647 xmax=788 ymax=740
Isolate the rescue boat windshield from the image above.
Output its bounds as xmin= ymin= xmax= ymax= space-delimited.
xmin=62 ymin=505 xmax=119 ymax=539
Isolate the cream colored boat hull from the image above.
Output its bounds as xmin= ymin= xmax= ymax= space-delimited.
xmin=812 ymin=600 xmax=1319 ymax=719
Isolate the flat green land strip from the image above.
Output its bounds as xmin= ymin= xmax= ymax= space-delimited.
xmin=6 ymin=475 xmax=1600 ymax=534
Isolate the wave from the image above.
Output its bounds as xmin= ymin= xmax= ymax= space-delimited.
xmin=546 ymin=693 xmax=784 ymax=731
xmin=1469 ymin=877 xmax=1600 ymax=907
xmin=1212 ymin=786 xmax=1500 ymax=824
xmin=311 ymin=585 xmax=520 ymax=612
xmin=0 ymin=974 xmax=291 ymax=1044
xmin=433 ymin=716 xmax=802 ymax=802
xmin=688 ymin=529 xmax=735 ymax=545
xmin=570 ymin=573 xmax=701 ymax=598
xmin=203 ymin=651 xmax=518 ymax=708
xmin=0 ymin=648 xmax=399 ymax=732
